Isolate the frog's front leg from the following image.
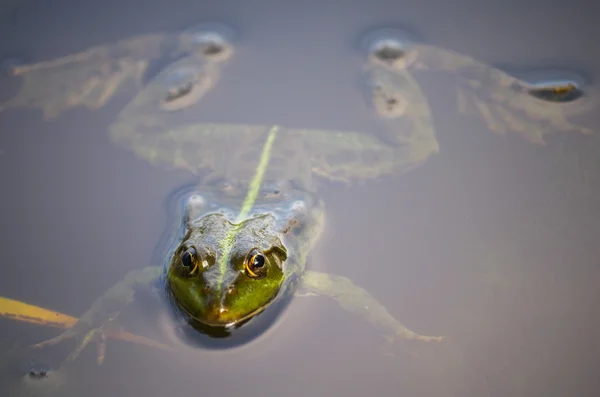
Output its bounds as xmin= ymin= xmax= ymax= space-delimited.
xmin=32 ymin=266 xmax=162 ymax=365
xmin=299 ymin=270 xmax=444 ymax=343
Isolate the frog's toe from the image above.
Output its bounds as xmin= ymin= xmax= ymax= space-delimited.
xmin=32 ymin=325 xmax=111 ymax=366
xmin=31 ymin=329 xmax=75 ymax=349
xmin=414 ymin=334 xmax=445 ymax=342
xmin=395 ymin=327 xmax=445 ymax=343
xmin=65 ymin=327 xmax=107 ymax=365
xmin=95 ymin=331 xmax=107 ymax=365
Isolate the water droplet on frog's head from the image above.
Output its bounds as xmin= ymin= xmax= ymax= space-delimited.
xmin=291 ymin=200 xmax=307 ymax=213
xmin=185 ymin=194 xmax=206 ymax=222
xmin=188 ymin=194 xmax=205 ymax=205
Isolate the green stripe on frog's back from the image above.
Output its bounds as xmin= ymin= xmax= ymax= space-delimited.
xmin=215 ymin=125 xmax=279 ymax=293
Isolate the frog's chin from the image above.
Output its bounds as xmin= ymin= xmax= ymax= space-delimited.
xmin=165 ymin=287 xmax=295 ymax=348
xmin=190 ymin=305 xmax=270 ymax=329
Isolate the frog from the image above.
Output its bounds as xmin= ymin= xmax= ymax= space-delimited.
xmin=21 ymin=25 xmax=448 ymax=382
xmin=7 ymin=24 xmax=596 ymax=397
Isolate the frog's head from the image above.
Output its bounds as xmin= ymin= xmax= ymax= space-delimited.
xmin=166 ymin=195 xmax=291 ymax=330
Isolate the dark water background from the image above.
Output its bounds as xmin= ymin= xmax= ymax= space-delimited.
xmin=1 ymin=0 xmax=599 ymax=396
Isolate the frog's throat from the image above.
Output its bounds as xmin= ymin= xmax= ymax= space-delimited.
xmin=215 ymin=125 xmax=279 ymax=293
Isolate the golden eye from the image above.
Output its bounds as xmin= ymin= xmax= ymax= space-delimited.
xmin=245 ymin=249 xmax=267 ymax=278
xmin=181 ymin=247 xmax=199 ymax=275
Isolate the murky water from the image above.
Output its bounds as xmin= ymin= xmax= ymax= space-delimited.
xmin=1 ymin=1 xmax=599 ymax=396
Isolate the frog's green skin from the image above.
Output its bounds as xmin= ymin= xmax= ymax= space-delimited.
xmin=107 ymin=53 xmax=439 ymax=185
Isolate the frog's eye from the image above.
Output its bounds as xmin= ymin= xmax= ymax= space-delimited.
xmin=244 ymin=249 xmax=267 ymax=279
xmin=181 ymin=247 xmax=199 ymax=275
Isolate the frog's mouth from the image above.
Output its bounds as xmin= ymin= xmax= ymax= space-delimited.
xmin=184 ymin=297 xmax=275 ymax=329
xmin=164 ymin=275 xmax=298 ymax=348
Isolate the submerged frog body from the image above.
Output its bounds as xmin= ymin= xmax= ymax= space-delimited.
xmin=24 ymin=26 xmax=446 ymax=380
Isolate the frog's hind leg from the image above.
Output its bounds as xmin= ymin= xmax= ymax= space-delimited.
xmin=31 ymin=266 xmax=161 ymax=367
xmin=299 ymin=270 xmax=445 ymax=343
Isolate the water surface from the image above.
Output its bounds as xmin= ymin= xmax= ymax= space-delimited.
xmin=0 ymin=1 xmax=599 ymax=396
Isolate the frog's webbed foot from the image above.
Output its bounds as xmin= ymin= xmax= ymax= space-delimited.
xmin=299 ymin=271 xmax=445 ymax=346
xmin=31 ymin=266 xmax=161 ymax=367
xmin=31 ymin=301 xmax=124 ymax=366
xmin=0 ymin=43 xmax=151 ymax=120
xmin=385 ymin=329 xmax=444 ymax=343
xmin=32 ymin=318 xmax=116 ymax=365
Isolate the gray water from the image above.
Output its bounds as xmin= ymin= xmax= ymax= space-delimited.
xmin=1 ymin=1 xmax=599 ymax=396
